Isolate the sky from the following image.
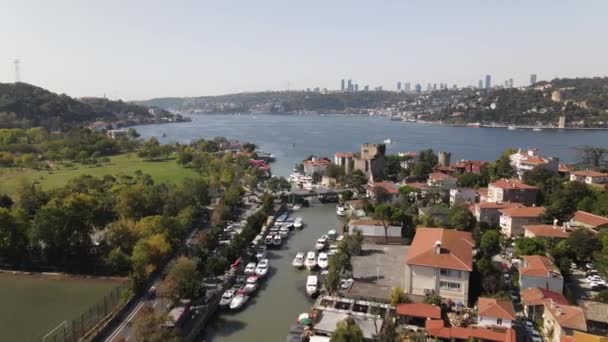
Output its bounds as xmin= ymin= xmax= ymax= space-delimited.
xmin=1 ymin=0 xmax=607 ymax=100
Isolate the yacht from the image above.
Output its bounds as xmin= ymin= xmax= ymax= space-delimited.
xmin=244 ymin=262 xmax=257 ymax=275
xmin=293 ymin=217 xmax=303 ymax=229
xmin=305 ymin=251 xmax=317 ymax=271
xmin=255 ymin=259 xmax=269 ymax=277
xmin=219 ymin=289 xmax=236 ymax=309
xmin=533 ymin=128 xmax=542 ymax=131
xmin=279 ymin=226 xmax=290 ymax=238
xmin=272 ymin=234 xmax=283 ymax=247
xmin=317 ymin=252 xmax=329 ymax=269
xmin=315 ymin=236 xmax=328 ymax=251
xmin=327 ymin=229 xmax=337 ymax=241
xmin=255 ymin=246 xmax=268 ymax=260
xmin=336 ymin=205 xmax=346 ymax=217
xmin=292 ymin=252 xmax=305 ymax=269
xmin=306 ymin=275 xmax=319 ymax=297
xmin=229 ymin=290 xmax=250 ymax=310
xmin=263 ymin=235 xmax=274 ymax=246
xmin=507 ymin=126 xmax=517 ymax=130
xmin=243 ymin=276 xmax=259 ymax=294
xmin=383 ymin=138 xmax=392 ymax=144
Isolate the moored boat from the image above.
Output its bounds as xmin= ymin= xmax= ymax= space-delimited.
xmin=219 ymin=289 xmax=236 ymax=309
xmin=317 ymin=252 xmax=329 ymax=269
xmin=229 ymin=290 xmax=250 ymax=310
xmin=243 ymin=276 xmax=259 ymax=294
xmin=272 ymin=234 xmax=283 ymax=247
xmin=264 ymin=235 xmax=274 ymax=246
xmin=244 ymin=262 xmax=257 ymax=275
xmin=255 ymin=258 xmax=269 ymax=277
xmin=305 ymin=251 xmax=317 ymax=271
xmin=279 ymin=226 xmax=290 ymax=238
xmin=315 ymin=235 xmax=328 ymax=251
xmin=336 ymin=205 xmax=346 ymax=217
xmin=292 ymin=252 xmax=305 ymax=269
xmin=293 ymin=217 xmax=303 ymax=229
xmin=306 ymin=275 xmax=319 ymax=297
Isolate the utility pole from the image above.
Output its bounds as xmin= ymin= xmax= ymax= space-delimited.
xmin=14 ymin=59 xmax=21 ymax=83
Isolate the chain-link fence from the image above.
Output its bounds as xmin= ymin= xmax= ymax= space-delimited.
xmin=38 ymin=285 xmax=128 ymax=342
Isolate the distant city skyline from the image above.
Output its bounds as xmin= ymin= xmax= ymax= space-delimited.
xmin=1 ymin=0 xmax=607 ymax=100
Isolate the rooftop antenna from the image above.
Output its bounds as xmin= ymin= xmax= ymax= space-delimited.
xmin=14 ymin=59 xmax=21 ymax=83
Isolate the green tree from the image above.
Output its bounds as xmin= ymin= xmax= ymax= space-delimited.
xmin=132 ymin=305 xmax=179 ymax=342
xmin=383 ymin=155 xmax=405 ymax=181
xmin=515 ymin=237 xmax=546 ymax=256
xmin=447 ymin=203 xmax=477 ymax=231
xmin=379 ymin=318 xmax=402 ymax=342
xmin=457 ymin=172 xmax=484 ymax=188
xmin=480 ymin=230 xmax=502 ymax=257
xmin=491 ymin=150 xmax=516 ymax=180
xmin=346 ymin=169 xmax=368 ymax=194
xmin=567 ymin=229 xmax=601 ymax=262
xmin=340 ymin=190 xmax=354 ymax=202
xmin=330 ymin=317 xmax=364 ymax=342
xmin=158 ymin=256 xmax=202 ymax=302
xmin=373 ymin=204 xmax=405 ymax=244
xmin=424 ymin=293 xmax=442 ymax=305
xmin=373 ymin=186 xmax=391 ymax=204
xmin=389 ymin=287 xmax=409 ymax=306
xmin=411 ymin=162 xmax=432 ymax=178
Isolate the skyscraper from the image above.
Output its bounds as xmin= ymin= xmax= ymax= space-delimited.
xmin=478 ymin=80 xmax=483 ymax=89
xmin=415 ymin=84 xmax=422 ymax=93
xmin=341 ymin=79 xmax=345 ymax=92
xmin=509 ymin=78 xmax=513 ymax=88
xmin=364 ymin=85 xmax=369 ymax=91
xmin=397 ymin=82 xmax=401 ymax=91
xmin=405 ymin=82 xmax=411 ymax=92
xmin=485 ymin=74 xmax=491 ymax=89
xmin=347 ymin=79 xmax=352 ymax=92
xmin=354 ymin=84 xmax=359 ymax=92
xmin=530 ymin=74 xmax=537 ymax=85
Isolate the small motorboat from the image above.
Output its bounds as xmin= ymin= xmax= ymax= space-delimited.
xmin=292 ymin=204 xmax=302 ymax=211
xmin=293 ymin=217 xmax=303 ymax=229
xmin=279 ymin=226 xmax=290 ymax=238
xmin=383 ymin=138 xmax=392 ymax=144
xmin=533 ymin=128 xmax=542 ymax=131
xmin=272 ymin=234 xmax=283 ymax=247
xmin=327 ymin=229 xmax=337 ymax=241
xmin=284 ymin=218 xmax=295 ymax=229
xmin=305 ymin=251 xmax=317 ymax=271
xmin=244 ymin=262 xmax=257 ymax=275
xmin=315 ymin=236 xmax=328 ymax=251
xmin=229 ymin=290 xmax=250 ymax=310
xmin=269 ymin=225 xmax=280 ymax=233
xmin=264 ymin=235 xmax=274 ymax=246
xmin=306 ymin=275 xmax=319 ymax=297
xmin=292 ymin=252 xmax=305 ymax=269
xmin=507 ymin=126 xmax=517 ymax=130
xmin=317 ymin=252 xmax=329 ymax=269
xmin=255 ymin=246 xmax=268 ymax=260
xmin=219 ymin=289 xmax=236 ymax=309
xmin=255 ymin=259 xmax=269 ymax=277
xmin=336 ymin=205 xmax=346 ymax=217
xmin=243 ymin=276 xmax=259 ymax=294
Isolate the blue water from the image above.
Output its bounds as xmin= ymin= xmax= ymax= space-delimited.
xmin=136 ymin=114 xmax=608 ymax=176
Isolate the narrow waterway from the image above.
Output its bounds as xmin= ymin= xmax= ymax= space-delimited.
xmin=204 ymin=202 xmax=341 ymax=342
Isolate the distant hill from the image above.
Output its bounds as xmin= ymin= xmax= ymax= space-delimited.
xmin=0 ymin=83 xmax=170 ymax=130
xmin=134 ymin=91 xmax=413 ymax=114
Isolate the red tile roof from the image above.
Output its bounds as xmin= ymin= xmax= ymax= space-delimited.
xmin=520 ymin=287 xmax=568 ymax=306
xmin=524 ymin=224 xmax=570 ymax=239
xmin=570 ymin=170 xmax=608 ymax=177
xmin=425 ymin=320 xmax=516 ymax=342
xmin=520 ymin=255 xmax=561 ymax=278
xmin=405 ymin=227 xmax=475 ymax=271
xmin=395 ymin=303 xmax=441 ymax=319
xmin=370 ymin=181 xmax=399 ymax=194
xmin=478 ymin=297 xmax=515 ymax=320
xmin=429 ymin=172 xmax=454 ymax=181
xmin=499 ymin=206 xmax=545 ymax=218
xmin=572 ymin=210 xmax=608 ymax=228
xmin=543 ymin=300 xmax=587 ymax=331
xmin=490 ymin=179 xmax=539 ymax=190
xmin=520 ymin=156 xmax=548 ymax=165
xmin=304 ymin=159 xmax=332 ymax=166
xmin=476 ymin=202 xmax=524 ymax=210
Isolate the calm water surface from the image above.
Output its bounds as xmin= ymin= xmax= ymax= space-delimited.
xmin=204 ymin=203 xmax=341 ymax=342
xmin=136 ymin=114 xmax=608 ymax=176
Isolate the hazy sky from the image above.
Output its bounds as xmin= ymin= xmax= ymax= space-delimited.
xmin=1 ymin=0 xmax=607 ymax=100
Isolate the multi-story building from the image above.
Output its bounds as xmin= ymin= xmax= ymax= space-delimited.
xmin=530 ymin=74 xmax=537 ymax=85
xmin=427 ymin=172 xmax=457 ymax=189
xmin=404 ymin=228 xmax=474 ymax=306
xmin=519 ymin=255 xmax=563 ymax=293
xmin=449 ymin=188 xmax=476 ymax=207
xmin=499 ymin=206 xmax=545 ymax=237
xmin=347 ymin=219 xmax=402 ymax=244
xmin=509 ymin=148 xmax=559 ymax=179
xmin=473 ymin=202 xmax=524 ymax=227
xmin=303 ymin=157 xmax=332 ymax=176
xmin=485 ymin=74 xmax=491 ymax=89
xmin=488 ymin=179 xmax=539 ymax=206
xmin=541 ymin=300 xmax=587 ymax=342
xmin=366 ymin=181 xmax=400 ymax=204
xmin=454 ymin=160 xmax=489 ymax=174
xmin=569 ymin=210 xmax=608 ymax=232
xmin=523 ymin=224 xmax=569 ymax=239
xmin=354 ymin=143 xmax=386 ymax=182
xmin=334 ymin=152 xmax=354 ymax=174
xmin=569 ymin=169 xmax=608 ymax=185
xmin=341 ymin=79 xmax=345 ymax=92
xmin=477 ymin=297 xmax=515 ymax=328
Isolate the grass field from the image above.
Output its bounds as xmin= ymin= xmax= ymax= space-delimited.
xmin=0 ymin=273 xmax=125 ymax=342
xmin=0 ymin=154 xmax=199 ymax=196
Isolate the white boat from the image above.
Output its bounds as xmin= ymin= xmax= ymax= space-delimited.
xmin=327 ymin=229 xmax=337 ymax=241
xmin=533 ymin=128 xmax=542 ymax=131
xmin=255 ymin=259 xmax=269 ymax=277
xmin=229 ymin=290 xmax=250 ymax=310
xmin=292 ymin=204 xmax=302 ymax=210
xmin=219 ymin=289 xmax=235 ymax=309
xmin=255 ymin=246 xmax=268 ymax=260
xmin=317 ymin=252 xmax=329 ymax=269
xmin=315 ymin=235 xmax=328 ymax=251
xmin=244 ymin=262 xmax=257 ymax=275
xmin=306 ymin=275 xmax=319 ymax=296
xmin=305 ymin=251 xmax=317 ymax=271
xmin=292 ymin=252 xmax=305 ymax=269
xmin=272 ymin=234 xmax=283 ymax=247
xmin=336 ymin=205 xmax=346 ymax=217
xmin=279 ymin=226 xmax=290 ymax=238
xmin=263 ymin=235 xmax=274 ymax=246
xmin=243 ymin=276 xmax=259 ymax=294
xmin=384 ymin=138 xmax=392 ymax=144
xmin=507 ymin=126 xmax=517 ymax=130
xmin=293 ymin=217 xmax=303 ymax=229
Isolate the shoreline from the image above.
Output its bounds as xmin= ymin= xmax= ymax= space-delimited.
xmin=424 ymin=121 xmax=608 ymax=131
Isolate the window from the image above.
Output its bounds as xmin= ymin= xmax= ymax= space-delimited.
xmin=439 ymin=281 xmax=461 ymax=291
xmin=497 ymin=318 xmax=503 ymax=325
xmin=440 ymin=269 xmax=462 ymax=278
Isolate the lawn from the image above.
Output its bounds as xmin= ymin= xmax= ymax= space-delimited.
xmin=0 ymin=273 xmax=125 ymax=342
xmin=0 ymin=154 xmax=199 ymax=196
